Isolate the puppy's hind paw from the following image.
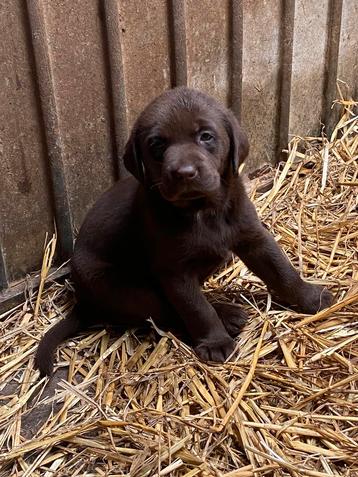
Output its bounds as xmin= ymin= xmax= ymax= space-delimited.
xmin=213 ymin=302 xmax=248 ymax=338
xmin=194 ymin=335 xmax=236 ymax=363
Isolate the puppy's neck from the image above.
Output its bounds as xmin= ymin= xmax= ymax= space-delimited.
xmin=146 ymin=174 xmax=245 ymax=222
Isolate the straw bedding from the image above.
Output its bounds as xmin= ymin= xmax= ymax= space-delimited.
xmin=0 ymin=98 xmax=357 ymax=476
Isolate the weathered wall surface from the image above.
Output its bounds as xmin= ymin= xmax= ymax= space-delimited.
xmin=0 ymin=0 xmax=357 ymax=293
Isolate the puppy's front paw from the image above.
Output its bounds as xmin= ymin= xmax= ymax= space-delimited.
xmin=297 ymin=284 xmax=334 ymax=314
xmin=194 ymin=335 xmax=236 ymax=362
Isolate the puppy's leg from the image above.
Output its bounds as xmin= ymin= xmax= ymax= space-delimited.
xmin=35 ymin=266 xmax=180 ymax=376
xmin=234 ymin=217 xmax=333 ymax=313
xmin=212 ymin=302 xmax=248 ymax=338
xmin=160 ymin=275 xmax=236 ymax=362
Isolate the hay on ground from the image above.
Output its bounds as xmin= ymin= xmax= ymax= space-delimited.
xmin=0 ymin=97 xmax=357 ymax=477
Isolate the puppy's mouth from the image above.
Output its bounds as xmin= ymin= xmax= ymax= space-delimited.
xmin=158 ymin=173 xmax=221 ymax=207
xmin=159 ymin=186 xmax=206 ymax=205
xmin=170 ymin=196 xmax=207 ymax=209
xmin=172 ymin=191 xmax=206 ymax=201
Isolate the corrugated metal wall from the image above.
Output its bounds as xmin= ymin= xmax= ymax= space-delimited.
xmin=1 ymin=0 xmax=357 ymax=295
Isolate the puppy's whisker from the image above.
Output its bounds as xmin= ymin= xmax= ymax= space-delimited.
xmin=150 ymin=182 xmax=163 ymax=190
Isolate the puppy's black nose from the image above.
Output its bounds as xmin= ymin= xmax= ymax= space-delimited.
xmin=173 ymin=165 xmax=198 ymax=181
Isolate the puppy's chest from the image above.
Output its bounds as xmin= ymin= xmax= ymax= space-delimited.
xmin=147 ymin=209 xmax=235 ymax=274
xmin=178 ymin=212 xmax=234 ymax=262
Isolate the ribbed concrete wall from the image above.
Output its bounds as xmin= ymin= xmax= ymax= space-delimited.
xmin=0 ymin=0 xmax=357 ymax=293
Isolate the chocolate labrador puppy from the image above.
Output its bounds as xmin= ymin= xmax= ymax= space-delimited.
xmin=35 ymin=87 xmax=333 ymax=376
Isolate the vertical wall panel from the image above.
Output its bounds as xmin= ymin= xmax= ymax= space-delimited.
xmin=186 ymin=0 xmax=230 ymax=105
xmin=27 ymin=0 xmax=74 ymax=258
xmin=169 ymin=0 xmax=188 ymax=87
xmin=229 ymin=0 xmax=244 ymax=121
xmin=289 ymin=1 xmax=330 ymax=136
xmin=241 ymin=0 xmax=282 ymax=169
xmin=119 ymin=0 xmax=172 ymax=127
xmin=322 ymin=0 xmax=343 ymax=134
xmin=276 ymin=0 xmax=295 ymax=160
xmin=0 ymin=0 xmax=54 ymax=283
xmin=338 ymin=0 xmax=358 ymax=98
xmin=40 ymin=0 xmax=116 ymax=232
xmin=103 ymin=0 xmax=128 ymax=175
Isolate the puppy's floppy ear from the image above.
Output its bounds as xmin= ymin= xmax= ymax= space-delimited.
xmin=123 ymin=127 xmax=145 ymax=184
xmin=224 ymin=111 xmax=249 ymax=176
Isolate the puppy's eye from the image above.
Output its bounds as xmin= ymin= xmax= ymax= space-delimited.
xmin=199 ymin=131 xmax=215 ymax=144
xmin=148 ymin=136 xmax=167 ymax=161
xmin=148 ymin=137 xmax=167 ymax=151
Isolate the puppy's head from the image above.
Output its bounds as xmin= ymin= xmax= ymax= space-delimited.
xmin=123 ymin=87 xmax=249 ymax=207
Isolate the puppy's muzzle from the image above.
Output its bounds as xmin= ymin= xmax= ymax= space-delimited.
xmin=161 ymin=161 xmax=205 ymax=202
xmin=158 ymin=144 xmax=220 ymax=203
xmin=170 ymin=164 xmax=199 ymax=182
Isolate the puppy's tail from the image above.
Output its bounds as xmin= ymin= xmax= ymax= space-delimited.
xmin=35 ymin=309 xmax=81 ymax=377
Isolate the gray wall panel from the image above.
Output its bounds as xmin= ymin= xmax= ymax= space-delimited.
xmin=119 ymin=0 xmax=172 ymax=127
xmin=289 ymin=1 xmax=329 ymax=136
xmin=338 ymin=0 xmax=358 ymax=98
xmin=186 ymin=0 xmax=230 ymax=105
xmin=41 ymin=0 xmax=116 ymax=232
xmin=0 ymin=0 xmax=54 ymax=284
xmin=241 ymin=0 xmax=282 ymax=168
